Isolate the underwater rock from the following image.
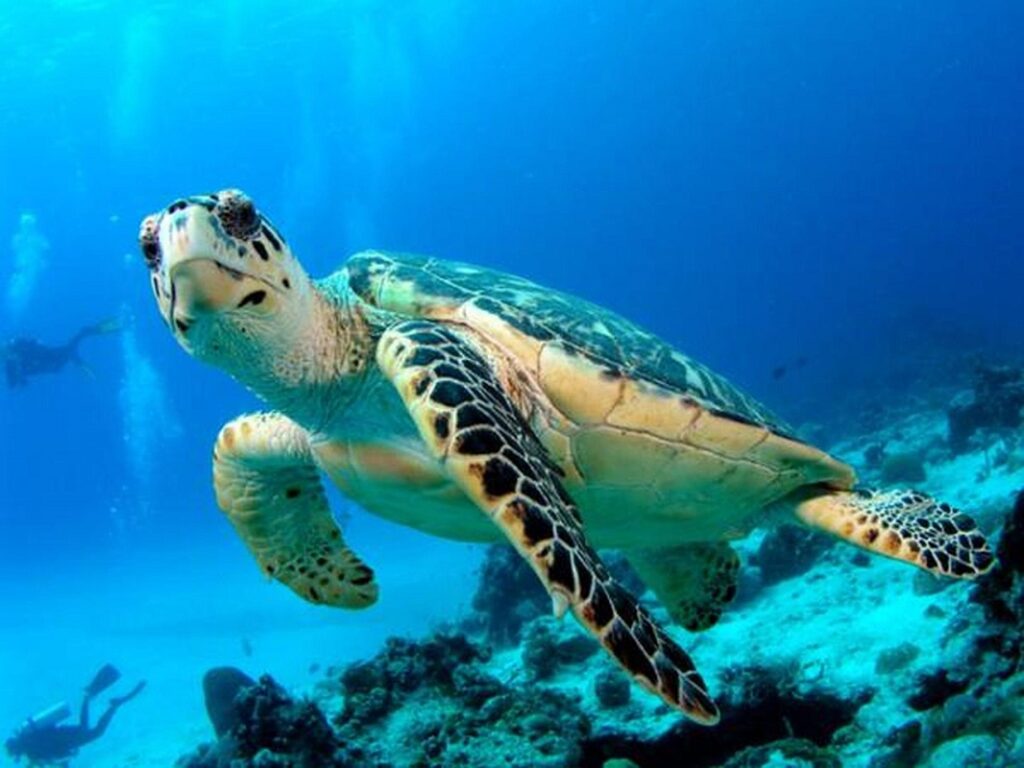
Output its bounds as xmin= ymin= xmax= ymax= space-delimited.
xmin=752 ymin=525 xmax=833 ymax=587
xmin=937 ymin=693 xmax=981 ymax=734
xmin=868 ymin=719 xmax=923 ymax=768
xmin=522 ymin=618 xmax=599 ymax=681
xmin=970 ymin=489 xmax=1024 ymax=624
xmin=202 ymin=666 xmax=256 ymax=738
xmin=922 ymin=734 xmax=1005 ymax=768
xmin=947 ymin=365 xmax=1024 ymax=454
xmin=997 ymin=489 xmax=1024 ymax=575
xmin=864 ymin=442 xmax=887 ymax=471
xmin=906 ymin=668 xmax=970 ymax=712
xmin=583 ymin=662 xmax=870 ymax=768
xmin=467 ymin=544 xmax=550 ymax=646
xmin=330 ymin=631 xmax=590 ymax=767
xmin=593 ymin=668 xmax=631 ymax=709
xmin=879 ymin=451 xmax=927 ymax=485
xmin=466 ymin=544 xmax=643 ymax=647
xmin=912 ymin=570 xmax=953 ymax=596
xmin=874 ymin=642 xmax=920 ymax=675
xmin=850 ymin=551 xmax=872 ymax=568
xmin=336 ymin=632 xmax=488 ymax=726
xmin=719 ymin=738 xmax=841 ymax=768
xmin=177 ymin=674 xmax=345 ymax=768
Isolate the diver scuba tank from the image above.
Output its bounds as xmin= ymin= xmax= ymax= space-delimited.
xmin=26 ymin=701 xmax=71 ymax=729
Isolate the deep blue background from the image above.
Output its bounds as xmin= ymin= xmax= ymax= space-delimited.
xmin=0 ymin=0 xmax=1021 ymax=572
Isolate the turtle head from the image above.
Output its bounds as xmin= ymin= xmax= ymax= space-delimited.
xmin=139 ymin=190 xmax=335 ymax=401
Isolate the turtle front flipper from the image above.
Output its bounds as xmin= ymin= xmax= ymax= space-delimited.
xmin=790 ymin=487 xmax=994 ymax=578
xmin=213 ymin=412 xmax=378 ymax=608
xmin=377 ymin=320 xmax=719 ymax=725
xmin=627 ymin=543 xmax=740 ymax=632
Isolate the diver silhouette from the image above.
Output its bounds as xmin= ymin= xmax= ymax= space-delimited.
xmin=4 ymin=664 xmax=145 ymax=766
xmin=2 ymin=319 xmax=119 ymax=388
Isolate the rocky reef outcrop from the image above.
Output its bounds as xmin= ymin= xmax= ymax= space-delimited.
xmin=176 ymin=671 xmax=346 ymax=768
xmin=583 ymin=661 xmax=871 ymax=768
xmin=751 ymin=524 xmax=834 ymax=588
xmin=947 ymin=365 xmax=1024 ymax=454
xmin=863 ymin=489 xmax=1024 ymax=768
xmin=464 ymin=544 xmax=549 ymax=647
xmin=172 ymin=404 xmax=1024 ymax=768
xmin=326 ymin=631 xmax=592 ymax=767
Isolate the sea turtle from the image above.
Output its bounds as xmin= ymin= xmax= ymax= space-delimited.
xmin=139 ymin=190 xmax=993 ymax=724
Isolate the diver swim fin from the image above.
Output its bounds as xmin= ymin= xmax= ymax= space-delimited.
xmin=109 ymin=681 xmax=146 ymax=707
xmin=84 ymin=664 xmax=121 ymax=699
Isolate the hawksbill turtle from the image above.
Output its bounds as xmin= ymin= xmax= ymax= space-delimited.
xmin=139 ymin=190 xmax=993 ymax=724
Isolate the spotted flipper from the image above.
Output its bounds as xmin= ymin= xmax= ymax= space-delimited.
xmin=628 ymin=543 xmax=740 ymax=632
xmin=377 ymin=320 xmax=718 ymax=724
xmin=792 ymin=487 xmax=994 ymax=578
xmin=213 ymin=412 xmax=378 ymax=608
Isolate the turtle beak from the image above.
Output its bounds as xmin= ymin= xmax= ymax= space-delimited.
xmin=168 ymin=259 xmax=249 ymax=324
xmin=157 ymin=204 xmax=251 ymax=333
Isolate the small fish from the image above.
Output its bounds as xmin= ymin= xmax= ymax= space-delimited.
xmin=241 ymin=637 xmax=253 ymax=657
xmin=771 ymin=356 xmax=809 ymax=381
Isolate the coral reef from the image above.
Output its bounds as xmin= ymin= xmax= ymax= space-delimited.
xmin=334 ymin=632 xmax=488 ymax=727
xmin=583 ymin=662 xmax=870 ymax=768
xmin=751 ymin=524 xmax=833 ymax=587
xmin=521 ymin=618 xmax=598 ymax=681
xmin=329 ymin=631 xmax=591 ymax=767
xmin=177 ymin=672 xmax=345 ymax=768
xmin=948 ymin=365 xmax=1024 ymax=454
xmin=464 ymin=543 xmax=645 ymax=647
xmin=202 ymin=666 xmax=256 ymax=738
xmin=593 ymin=668 xmax=631 ymax=709
xmin=172 ymin=406 xmax=1024 ymax=768
xmin=720 ymin=739 xmax=841 ymax=768
xmin=871 ymin=488 xmax=1024 ymax=768
xmin=874 ymin=642 xmax=921 ymax=675
xmin=879 ymin=450 xmax=927 ymax=485
xmin=971 ymin=489 xmax=1024 ymax=623
xmin=466 ymin=544 xmax=549 ymax=647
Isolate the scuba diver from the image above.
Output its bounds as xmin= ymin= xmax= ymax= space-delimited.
xmin=4 ymin=664 xmax=146 ymax=766
xmin=2 ymin=318 xmax=119 ymax=388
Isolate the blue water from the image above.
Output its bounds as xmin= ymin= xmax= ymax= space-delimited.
xmin=0 ymin=2 xmax=1022 ymax=765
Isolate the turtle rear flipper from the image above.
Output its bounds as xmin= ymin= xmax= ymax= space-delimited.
xmin=213 ymin=412 xmax=378 ymax=608
xmin=628 ymin=543 xmax=740 ymax=632
xmin=791 ymin=487 xmax=994 ymax=578
xmin=378 ymin=320 xmax=719 ymax=725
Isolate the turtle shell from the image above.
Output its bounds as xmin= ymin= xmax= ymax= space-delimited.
xmin=347 ymin=252 xmax=780 ymax=425
xmin=344 ymin=250 xmax=854 ymax=544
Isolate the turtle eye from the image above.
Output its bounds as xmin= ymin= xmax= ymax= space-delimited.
xmin=216 ymin=191 xmax=261 ymax=239
xmin=142 ymin=240 xmax=160 ymax=269
xmin=138 ymin=214 xmax=162 ymax=271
